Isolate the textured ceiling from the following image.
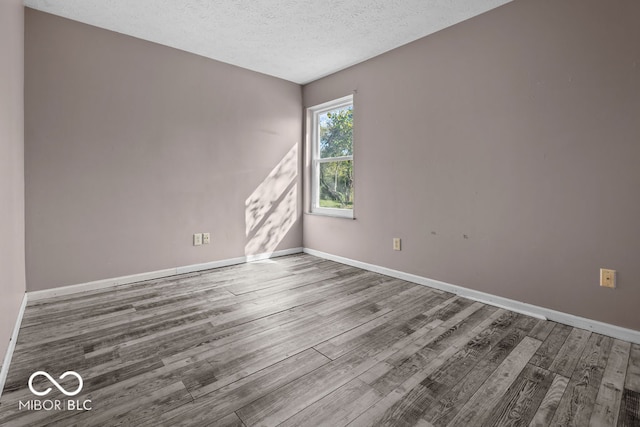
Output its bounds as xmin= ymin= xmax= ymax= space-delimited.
xmin=23 ymin=0 xmax=512 ymax=84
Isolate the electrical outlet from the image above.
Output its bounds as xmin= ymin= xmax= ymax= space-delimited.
xmin=193 ymin=233 xmax=203 ymax=246
xmin=600 ymin=268 xmax=616 ymax=288
xmin=203 ymin=233 xmax=210 ymax=244
xmin=393 ymin=238 xmax=401 ymax=251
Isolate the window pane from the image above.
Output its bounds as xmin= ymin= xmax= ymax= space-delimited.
xmin=319 ymin=160 xmax=353 ymax=209
xmin=319 ymin=105 xmax=353 ymax=158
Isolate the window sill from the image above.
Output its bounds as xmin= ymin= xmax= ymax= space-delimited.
xmin=305 ymin=211 xmax=356 ymax=220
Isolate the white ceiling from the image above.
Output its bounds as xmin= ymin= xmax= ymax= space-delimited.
xmin=23 ymin=0 xmax=512 ymax=84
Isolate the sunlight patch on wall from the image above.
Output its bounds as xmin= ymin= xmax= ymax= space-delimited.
xmin=245 ymin=144 xmax=298 ymax=256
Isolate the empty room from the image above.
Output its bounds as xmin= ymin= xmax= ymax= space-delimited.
xmin=1 ymin=0 xmax=639 ymax=425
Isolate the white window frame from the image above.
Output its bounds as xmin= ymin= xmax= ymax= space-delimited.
xmin=308 ymin=95 xmax=354 ymax=218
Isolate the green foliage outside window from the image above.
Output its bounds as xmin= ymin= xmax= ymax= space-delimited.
xmin=318 ymin=106 xmax=353 ymax=209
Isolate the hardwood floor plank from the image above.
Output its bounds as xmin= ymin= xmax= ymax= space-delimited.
xmin=85 ymin=305 xmax=308 ymax=360
xmin=238 ymin=306 xmax=503 ymax=427
xmin=550 ymin=333 xmax=613 ymax=426
xmin=355 ymin=301 xmax=487 ymax=386
xmin=529 ymin=320 xmax=557 ymax=342
xmin=617 ymin=388 xmax=640 ymax=427
xmin=224 ymin=270 xmax=329 ymax=295
xmin=346 ymin=309 xmax=508 ymax=427
xmin=155 ymin=348 xmax=329 ymax=426
xmin=21 ymin=267 xmax=369 ymax=350
xmin=589 ymin=339 xmax=631 ymax=427
xmin=89 ymin=381 xmax=192 ymax=427
xmin=419 ymin=314 xmax=536 ymax=399
xmin=444 ymin=337 xmax=541 ymax=426
xmin=420 ymin=320 xmax=538 ymax=427
xmin=424 ymin=305 xmax=499 ymax=352
xmin=208 ymin=412 xmax=246 ymax=427
xmin=278 ymin=378 xmax=383 ymax=427
xmin=235 ymin=347 xmax=383 ymax=426
xmin=118 ymin=323 xmax=221 ymax=362
xmin=156 ymin=305 xmax=317 ymax=366
xmin=481 ymin=363 xmax=554 ymax=427
xmin=84 ymin=356 xmax=165 ymax=391
xmin=308 ymin=278 xmax=418 ymax=317
xmin=528 ymin=373 xmax=570 ymax=427
xmin=182 ymin=305 xmax=395 ymax=398
xmin=548 ymin=327 xmax=592 ymax=377
xmin=625 ymin=343 xmax=640 ymax=393
xmin=530 ymin=323 xmax=572 ymax=370
xmin=362 ymin=307 xmax=516 ymax=397
xmin=313 ymin=293 xmax=459 ymax=360
xmin=315 ymin=295 xmax=456 ymax=360
xmin=19 ymin=302 xmax=222 ymax=351
xmin=167 ymin=290 xmax=388 ymax=367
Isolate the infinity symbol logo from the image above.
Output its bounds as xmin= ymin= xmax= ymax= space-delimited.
xmin=28 ymin=371 xmax=84 ymax=397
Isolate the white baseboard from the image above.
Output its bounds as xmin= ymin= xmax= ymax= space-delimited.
xmin=303 ymin=248 xmax=640 ymax=345
xmin=28 ymin=247 xmax=303 ymax=302
xmin=28 ymin=268 xmax=177 ymax=301
xmin=0 ymin=293 xmax=28 ymax=400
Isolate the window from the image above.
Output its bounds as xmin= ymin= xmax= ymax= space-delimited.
xmin=309 ymin=95 xmax=354 ymax=218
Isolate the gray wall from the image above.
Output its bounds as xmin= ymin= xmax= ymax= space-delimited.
xmin=25 ymin=9 xmax=303 ymax=291
xmin=0 ymin=0 xmax=26 ymax=362
xmin=303 ymin=0 xmax=640 ymax=330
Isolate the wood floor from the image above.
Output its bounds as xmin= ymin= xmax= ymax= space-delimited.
xmin=0 ymin=254 xmax=638 ymax=426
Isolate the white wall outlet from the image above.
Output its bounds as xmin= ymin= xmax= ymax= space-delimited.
xmin=393 ymin=237 xmax=401 ymax=251
xmin=203 ymin=233 xmax=210 ymax=244
xmin=193 ymin=233 xmax=203 ymax=246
